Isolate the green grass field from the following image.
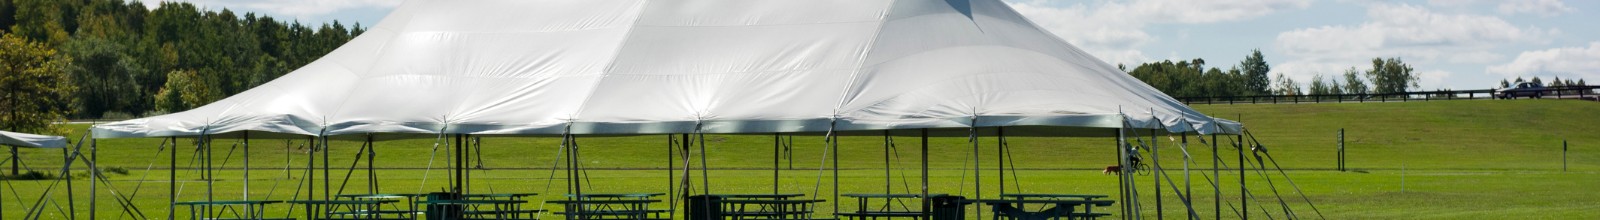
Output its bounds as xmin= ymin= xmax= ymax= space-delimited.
xmin=4 ymin=99 xmax=1598 ymax=219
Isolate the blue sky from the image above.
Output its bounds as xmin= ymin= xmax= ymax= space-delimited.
xmin=139 ymin=0 xmax=1600 ymax=89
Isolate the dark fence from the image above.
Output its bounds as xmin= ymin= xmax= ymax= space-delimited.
xmin=1175 ymin=86 xmax=1600 ymax=105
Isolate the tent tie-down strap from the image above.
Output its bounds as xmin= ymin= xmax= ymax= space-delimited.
xmin=22 ymin=133 xmax=91 ymax=219
xmin=1244 ymin=129 xmax=1327 ymax=220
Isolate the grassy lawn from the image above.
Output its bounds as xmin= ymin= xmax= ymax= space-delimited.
xmin=4 ymin=99 xmax=1598 ymax=219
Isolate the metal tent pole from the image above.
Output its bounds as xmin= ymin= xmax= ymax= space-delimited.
xmin=322 ymin=135 xmax=331 ymax=201
xmin=668 ymin=135 xmax=676 ymax=210
xmin=1239 ymin=132 xmax=1247 ymax=220
xmin=65 ymin=147 xmax=77 ymax=220
xmin=243 ymin=131 xmax=250 ymax=201
xmin=1153 ymin=128 xmax=1161 ymax=220
xmin=971 ymin=124 xmax=982 ymax=220
xmin=1182 ymin=134 xmax=1190 ymax=220
xmin=1212 ymin=132 xmax=1219 ymax=220
xmin=169 ymin=137 xmax=177 ymax=220
xmin=91 ymin=138 xmax=98 ymax=220
xmin=668 ymin=134 xmax=675 ymax=206
xmin=830 ymin=124 xmax=840 ymax=214
xmin=997 ymin=127 xmax=1005 ymax=196
xmin=1116 ymin=123 xmax=1129 ymax=220
xmin=699 ymin=128 xmax=712 ymax=220
xmin=205 ymin=135 xmax=214 ymax=219
xmin=885 ymin=131 xmax=892 ymax=194
xmin=920 ymin=129 xmax=930 ymax=219
xmin=778 ymin=133 xmax=783 ymax=194
xmin=363 ymin=133 xmax=371 ymax=194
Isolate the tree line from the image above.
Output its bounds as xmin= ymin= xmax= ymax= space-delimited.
xmin=1123 ymin=49 xmax=1438 ymax=98
xmin=0 ymin=0 xmax=363 ymax=134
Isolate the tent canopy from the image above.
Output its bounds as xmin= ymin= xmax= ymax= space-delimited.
xmin=93 ymin=0 xmax=1241 ymax=139
xmin=1 ymin=130 xmax=67 ymax=148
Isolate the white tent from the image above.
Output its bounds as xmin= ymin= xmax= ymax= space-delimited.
xmin=1 ymin=130 xmax=66 ymax=149
xmin=93 ymin=0 xmax=1240 ymax=138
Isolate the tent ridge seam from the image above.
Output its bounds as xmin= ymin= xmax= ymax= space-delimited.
xmin=569 ymin=0 xmax=656 ymax=122
xmin=830 ymin=0 xmax=900 ymax=119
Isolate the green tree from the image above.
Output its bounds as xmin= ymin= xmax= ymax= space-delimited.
xmin=1365 ymin=57 xmax=1417 ymax=94
xmin=1531 ymin=77 xmax=1542 ymax=86
xmin=153 ymin=69 xmax=220 ymax=112
xmin=1500 ymin=79 xmax=1511 ymax=89
xmin=0 ymin=33 xmax=74 ymax=135
xmin=1241 ymin=49 xmax=1271 ymax=95
xmin=62 ymin=36 xmax=146 ymax=118
xmin=1273 ymin=73 xmax=1302 ymax=96
xmin=1342 ymin=67 xmax=1367 ymax=94
xmin=1308 ymin=74 xmax=1330 ymax=95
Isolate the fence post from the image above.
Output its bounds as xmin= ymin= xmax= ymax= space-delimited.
xmin=1339 ymin=128 xmax=1346 ymax=172
xmin=1564 ymin=140 xmax=1568 ymax=172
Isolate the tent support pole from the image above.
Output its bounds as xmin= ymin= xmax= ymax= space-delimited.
xmin=1212 ymin=133 xmax=1219 ymax=220
xmin=169 ymin=137 xmax=176 ymax=220
xmin=367 ymin=134 xmax=376 ymax=194
xmin=972 ymin=124 xmax=982 ymax=220
xmin=65 ymin=147 xmax=77 ymax=220
xmin=243 ymin=131 xmax=250 ymax=201
xmin=454 ymin=134 xmax=463 ymax=194
xmin=667 ymin=135 xmax=675 ymax=209
xmin=998 ymin=127 xmax=1005 ymax=196
xmin=1182 ymin=134 xmax=1191 ymax=220
xmin=920 ymin=128 xmax=930 ymax=219
xmin=1239 ymin=132 xmax=1247 ymax=220
xmin=91 ymin=138 xmax=98 ymax=220
xmin=668 ymin=134 xmax=675 ymax=206
xmin=771 ymin=132 xmax=777 ymax=194
xmin=831 ymin=125 xmax=840 ymax=215
xmin=1117 ymin=124 xmax=1128 ymax=220
xmin=206 ymin=135 xmax=214 ymax=219
xmin=306 ymin=136 xmax=316 ymax=215
xmin=884 ymin=131 xmax=891 ymax=195
xmin=322 ymin=135 xmax=331 ymax=201
xmin=1153 ymin=129 xmax=1161 ymax=220
xmin=699 ymin=128 xmax=712 ymax=220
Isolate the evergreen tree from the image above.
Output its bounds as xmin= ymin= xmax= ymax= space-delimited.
xmin=1241 ymin=49 xmax=1271 ymax=95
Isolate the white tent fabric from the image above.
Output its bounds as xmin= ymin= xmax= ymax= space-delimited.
xmin=1 ymin=130 xmax=67 ymax=148
xmin=93 ymin=0 xmax=1241 ymax=138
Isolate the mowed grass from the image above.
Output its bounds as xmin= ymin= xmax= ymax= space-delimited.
xmin=3 ymin=99 xmax=1598 ymax=219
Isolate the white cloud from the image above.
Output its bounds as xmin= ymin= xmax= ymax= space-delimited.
xmin=1497 ymin=0 xmax=1575 ymax=16
xmin=1272 ymin=3 xmax=1553 ymax=83
xmin=1007 ymin=0 xmax=1310 ymax=66
xmin=138 ymin=0 xmax=402 ymax=23
xmin=1487 ymin=42 xmax=1600 ymax=80
xmin=1415 ymin=70 xmax=1453 ymax=89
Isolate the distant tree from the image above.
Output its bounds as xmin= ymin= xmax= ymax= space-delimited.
xmin=62 ymin=36 xmax=146 ymax=118
xmin=1273 ymin=73 xmax=1302 ymax=96
xmin=1514 ymin=77 xmax=1525 ymax=84
xmin=1241 ymin=49 xmax=1271 ymax=95
xmin=0 ymin=33 xmax=75 ymax=135
xmin=1365 ymin=57 xmax=1417 ymax=94
xmin=1531 ymin=77 xmax=1542 ymax=86
xmin=1329 ymin=76 xmax=1345 ymax=95
xmin=1500 ymin=79 xmax=1511 ymax=89
xmin=1308 ymin=74 xmax=1331 ymax=95
xmin=1342 ymin=67 xmax=1368 ymax=94
xmin=1551 ymin=77 xmax=1564 ymax=88
xmin=153 ymin=69 xmax=219 ymax=112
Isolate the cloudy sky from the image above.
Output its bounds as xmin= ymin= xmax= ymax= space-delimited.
xmin=137 ymin=0 xmax=1600 ymax=89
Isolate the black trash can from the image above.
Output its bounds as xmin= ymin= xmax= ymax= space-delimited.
xmin=686 ymin=195 xmax=724 ymax=220
xmin=425 ymin=192 xmax=463 ymax=220
xmin=927 ymin=195 xmax=967 ymax=220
